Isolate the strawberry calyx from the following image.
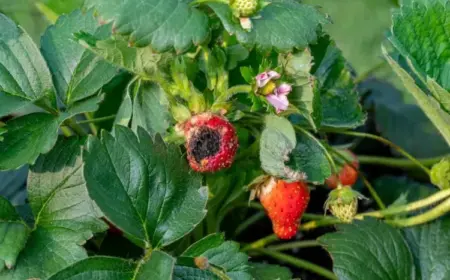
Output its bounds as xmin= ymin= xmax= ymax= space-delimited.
xmin=325 ymin=187 xmax=363 ymax=223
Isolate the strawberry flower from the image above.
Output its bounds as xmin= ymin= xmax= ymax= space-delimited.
xmin=255 ymin=71 xmax=292 ymax=113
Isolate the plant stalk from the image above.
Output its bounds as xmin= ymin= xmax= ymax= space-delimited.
xmin=357 ymin=154 xmax=447 ymax=169
xmin=267 ymin=240 xmax=321 ymax=251
xmin=65 ymin=118 xmax=87 ymax=136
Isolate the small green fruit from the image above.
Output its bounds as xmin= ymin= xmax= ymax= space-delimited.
xmin=231 ymin=0 xmax=259 ymax=17
xmin=325 ymin=187 xmax=360 ymax=223
xmin=431 ymin=158 xmax=450 ymax=189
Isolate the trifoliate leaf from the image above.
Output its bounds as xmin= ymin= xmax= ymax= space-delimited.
xmin=84 ymin=0 xmax=209 ymax=53
xmin=41 ymin=9 xmax=117 ymax=106
xmin=209 ymin=0 xmax=328 ymax=52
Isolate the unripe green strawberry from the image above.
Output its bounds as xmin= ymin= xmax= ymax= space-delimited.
xmin=325 ymin=187 xmax=361 ymax=223
xmin=231 ymin=0 xmax=259 ymax=17
xmin=430 ymin=158 xmax=450 ymax=189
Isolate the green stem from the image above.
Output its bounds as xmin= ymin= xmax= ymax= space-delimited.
xmin=323 ymin=129 xmax=431 ymax=176
xmin=358 ymin=154 xmax=447 ymax=169
xmin=190 ymin=0 xmax=229 ymax=6
xmin=267 ymin=240 xmax=321 ymax=251
xmin=361 ymin=188 xmax=450 ymax=218
xmin=77 ymin=115 xmax=116 ymax=125
xmin=360 ymin=173 xmax=387 ymax=210
xmin=387 ymin=197 xmax=450 ymax=227
xmin=209 ymin=265 xmax=232 ymax=280
xmin=295 ymin=126 xmax=338 ymax=174
xmin=300 ymin=218 xmax=340 ymax=231
xmin=60 ymin=126 xmax=73 ymax=137
xmin=226 ymin=85 xmax=252 ymax=96
xmin=241 ymin=234 xmax=278 ymax=252
xmin=84 ymin=112 xmax=98 ymax=135
xmin=234 ymin=211 xmax=266 ymax=237
xmin=255 ymin=249 xmax=338 ymax=280
xmin=65 ymin=118 xmax=87 ymax=136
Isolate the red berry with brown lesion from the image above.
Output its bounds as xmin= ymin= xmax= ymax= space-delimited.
xmin=184 ymin=113 xmax=239 ymax=173
xmin=256 ymin=178 xmax=310 ymax=239
xmin=326 ymin=150 xmax=359 ymax=188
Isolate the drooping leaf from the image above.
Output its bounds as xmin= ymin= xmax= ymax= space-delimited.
xmin=209 ymin=0 xmax=328 ymax=52
xmin=75 ymin=32 xmax=172 ymax=79
xmin=0 ymin=13 xmax=56 ymax=111
xmin=175 ymin=233 xmax=252 ymax=280
xmin=311 ymin=36 xmax=366 ymax=128
xmin=84 ymin=0 xmax=209 ymax=53
xmin=319 ymin=218 xmax=415 ymax=280
xmin=384 ymin=48 xmax=450 ymax=145
xmin=114 ymin=89 xmax=132 ymax=128
xmin=390 ymin=0 xmax=450 ymax=93
xmin=84 ymin=126 xmax=208 ymax=248
xmin=41 ymin=9 xmax=117 ymax=105
xmin=48 ymin=252 xmax=175 ymax=280
xmin=132 ymin=82 xmax=171 ymax=136
xmin=0 ymin=197 xmax=29 ymax=271
xmin=248 ymin=263 xmax=293 ymax=280
xmin=0 ymin=113 xmax=59 ymax=171
xmin=286 ymin=130 xmax=332 ymax=184
xmin=260 ymin=115 xmax=297 ymax=179
xmin=403 ymin=217 xmax=450 ymax=279
xmin=0 ymin=138 xmax=107 ymax=280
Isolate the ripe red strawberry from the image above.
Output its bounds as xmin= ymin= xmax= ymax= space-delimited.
xmin=258 ymin=179 xmax=310 ymax=239
xmin=184 ymin=113 xmax=239 ymax=173
xmin=326 ymin=150 xmax=359 ymax=188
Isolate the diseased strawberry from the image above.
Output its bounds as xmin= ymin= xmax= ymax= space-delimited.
xmin=257 ymin=178 xmax=310 ymax=239
xmin=326 ymin=150 xmax=359 ymax=188
xmin=184 ymin=113 xmax=239 ymax=173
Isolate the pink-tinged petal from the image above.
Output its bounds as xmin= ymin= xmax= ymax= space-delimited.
xmin=266 ymin=93 xmax=289 ymax=113
xmin=239 ymin=17 xmax=252 ymax=31
xmin=267 ymin=70 xmax=281 ymax=80
xmin=274 ymin=83 xmax=292 ymax=96
xmin=256 ymin=72 xmax=270 ymax=88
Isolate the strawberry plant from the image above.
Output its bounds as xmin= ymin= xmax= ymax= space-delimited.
xmin=0 ymin=0 xmax=449 ymax=279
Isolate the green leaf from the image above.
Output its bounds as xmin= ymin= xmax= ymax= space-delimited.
xmin=0 ymin=113 xmax=59 ymax=170
xmin=41 ymin=9 xmax=117 ymax=105
xmin=28 ymin=137 xmax=107 ymax=239
xmin=176 ymin=233 xmax=252 ymax=280
xmin=280 ymin=50 xmax=322 ymax=130
xmin=311 ymin=36 xmax=366 ymax=128
xmin=209 ymin=0 xmax=328 ymax=52
xmin=248 ymin=263 xmax=292 ymax=280
xmin=260 ymin=115 xmax=297 ymax=179
xmin=403 ymin=217 xmax=450 ymax=279
xmin=114 ymin=88 xmax=132 ymax=128
xmin=48 ymin=257 xmax=135 ymax=280
xmin=384 ymin=48 xmax=450 ymax=145
xmin=48 ymin=253 xmax=175 ymax=280
xmin=84 ymin=126 xmax=208 ymax=248
xmin=226 ymin=44 xmax=249 ymax=70
xmin=132 ymin=82 xmax=171 ymax=136
xmin=0 ymin=13 xmax=56 ymax=110
xmin=390 ymin=0 xmax=450 ymax=92
xmin=0 ymin=197 xmax=29 ymax=271
xmin=75 ymin=32 xmax=172 ymax=79
xmin=0 ymin=93 xmax=30 ymax=118
xmin=319 ymin=218 xmax=415 ymax=280
xmin=1 ymin=138 xmax=107 ymax=280
xmin=62 ymin=94 xmax=105 ymax=119
xmin=84 ymin=0 xmax=209 ymax=53
xmin=286 ymin=130 xmax=332 ymax=184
